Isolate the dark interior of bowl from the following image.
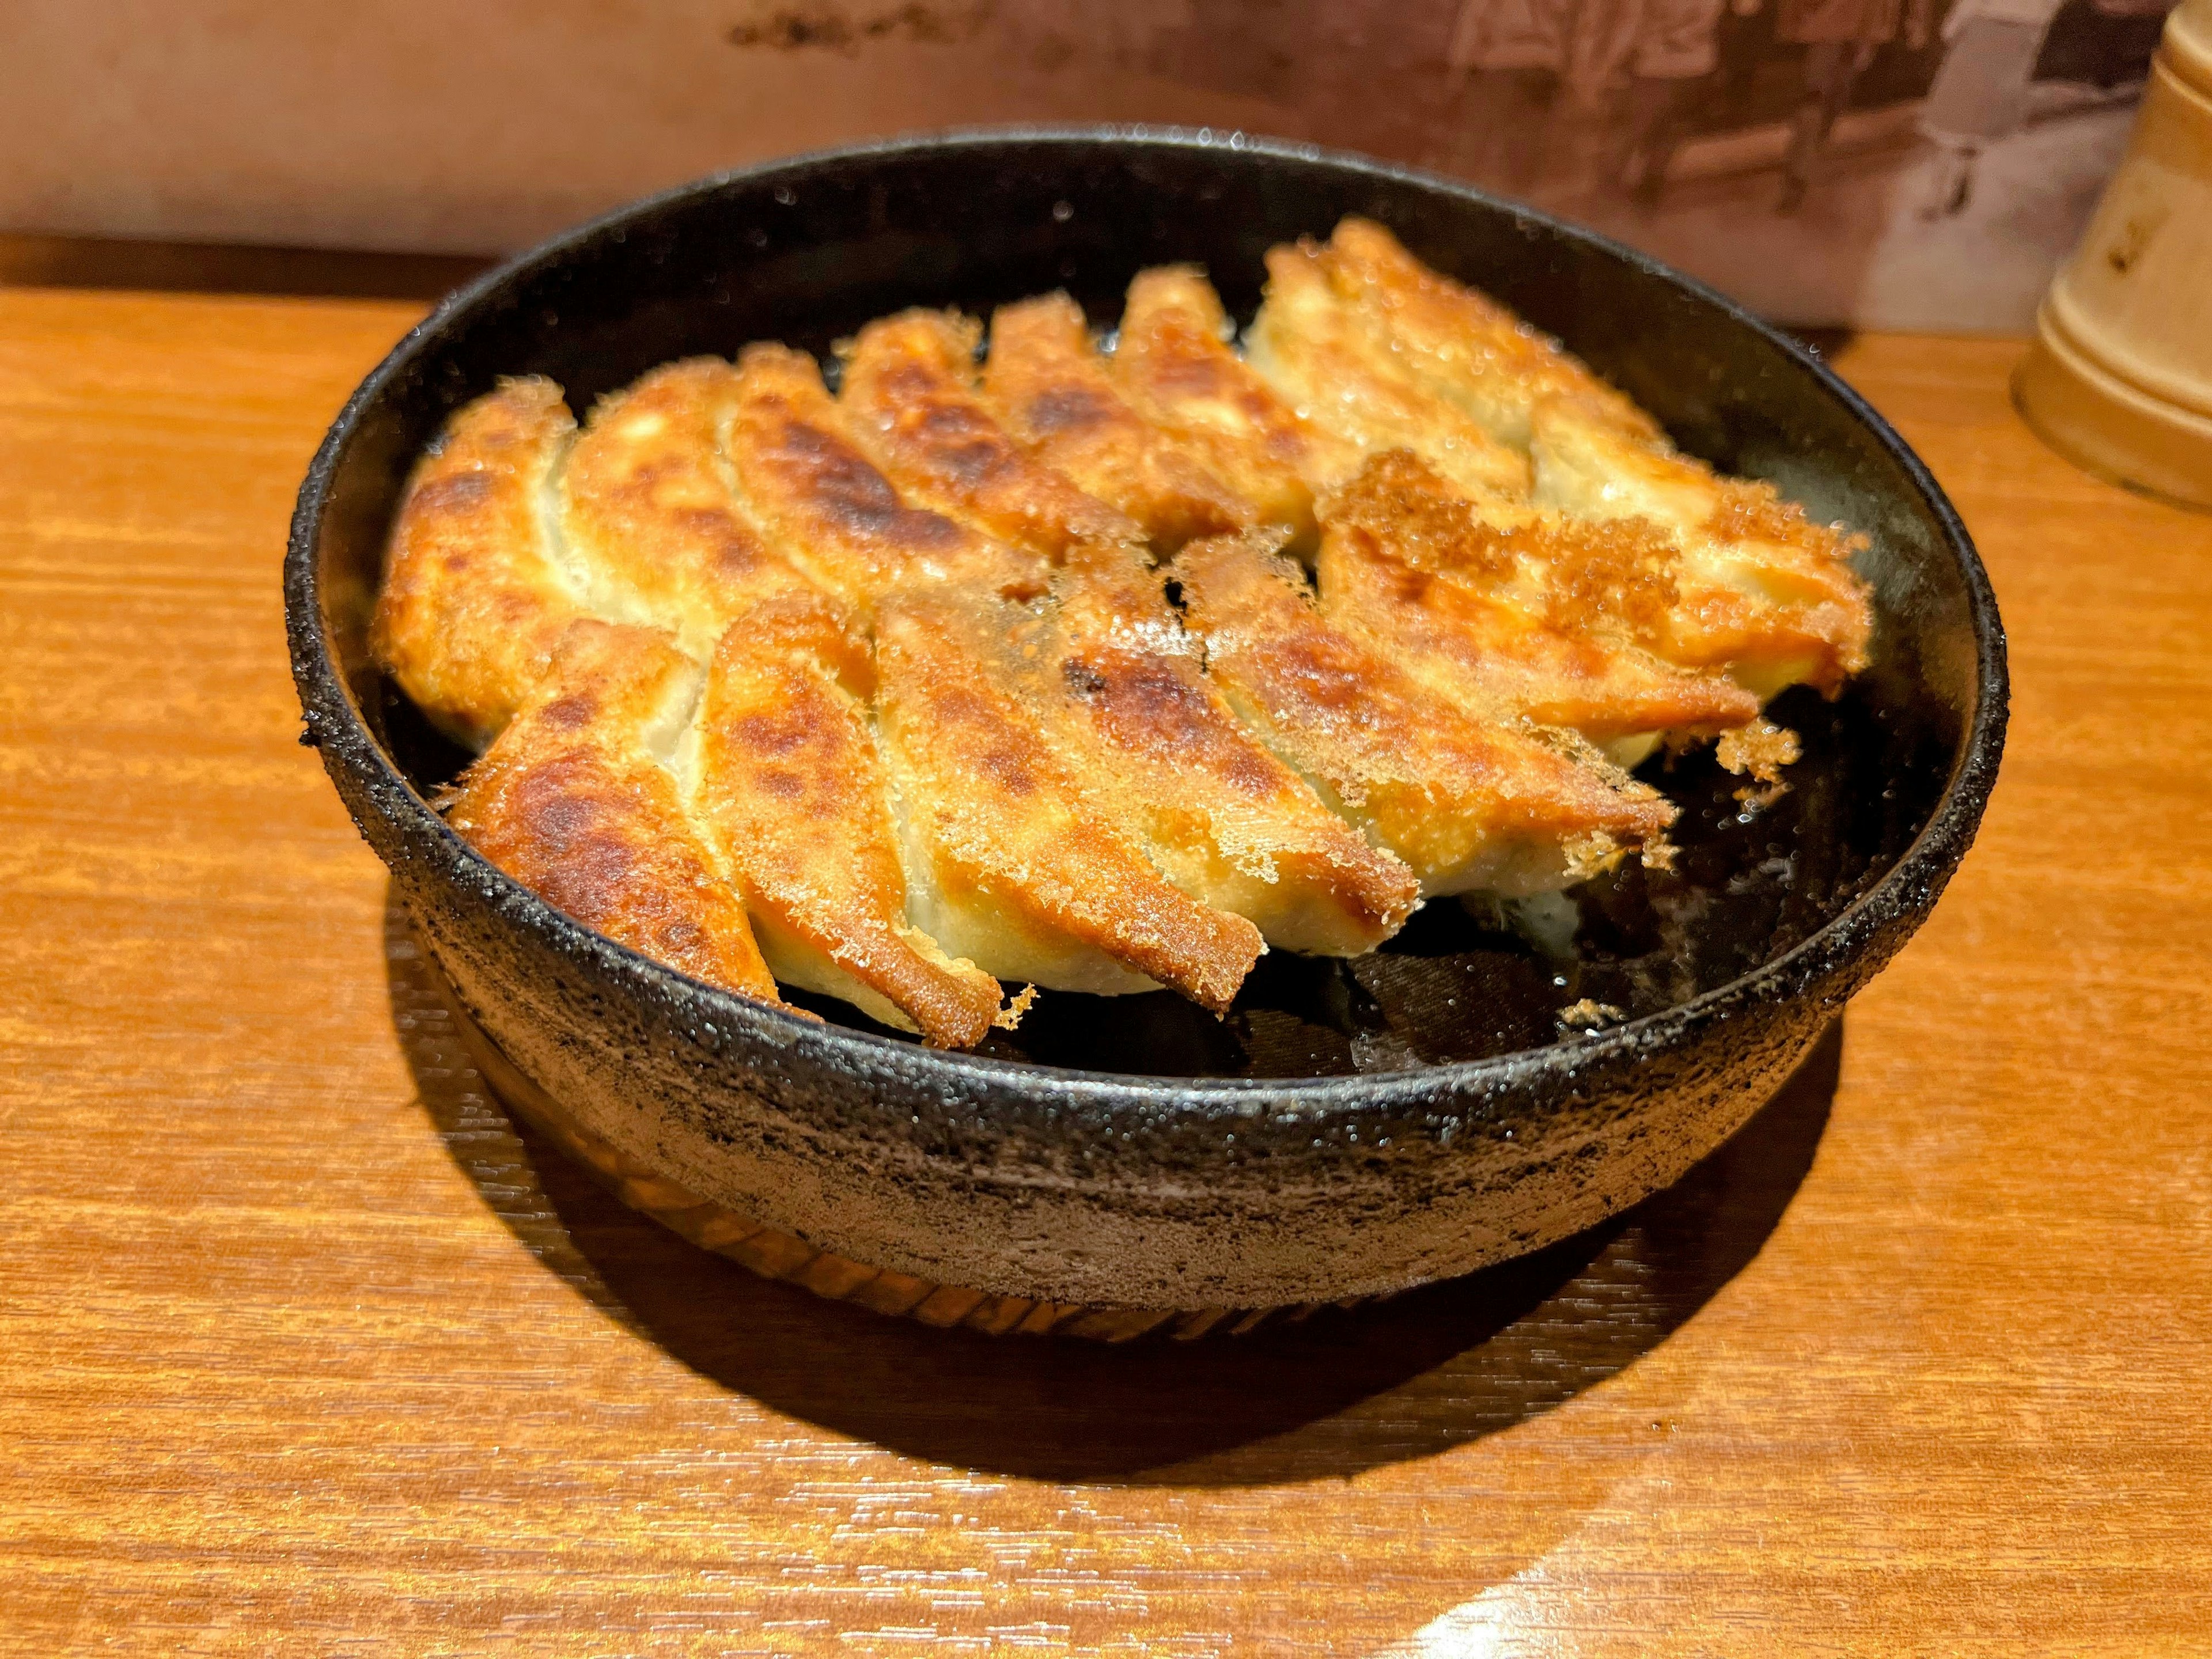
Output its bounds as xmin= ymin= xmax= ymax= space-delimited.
xmin=323 ymin=131 xmax=1980 ymax=1082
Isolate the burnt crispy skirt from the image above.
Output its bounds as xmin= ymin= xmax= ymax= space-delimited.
xmin=1314 ymin=450 xmax=1760 ymax=753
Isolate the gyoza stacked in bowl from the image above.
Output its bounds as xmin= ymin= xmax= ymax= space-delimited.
xmin=373 ymin=217 xmax=1871 ymax=1050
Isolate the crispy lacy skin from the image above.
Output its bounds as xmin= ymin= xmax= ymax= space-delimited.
xmin=446 ymin=621 xmax=786 ymax=1006
xmin=722 ymin=343 xmax=1046 ymax=611
xmin=1245 ymin=245 xmax=1533 ymax=505
xmin=558 ymin=357 xmax=870 ymax=691
xmin=1315 ymin=452 xmax=1759 ymax=744
xmin=838 ymin=309 xmax=1144 ymax=559
xmin=1111 ymin=267 xmax=1364 ymax=550
xmin=874 ymin=585 xmax=1264 ymax=1010
xmin=1319 ymin=217 xmax=1662 ymax=451
xmin=371 ymin=377 xmax=582 ymax=748
xmin=1039 ymin=541 xmax=1420 ymax=956
xmin=1173 ymin=533 xmax=1676 ymax=898
xmin=695 ymin=625 xmax=1005 ymax=1047
xmin=1529 ymin=397 xmax=1873 ymax=698
xmin=981 ymin=293 xmax=1256 ymax=547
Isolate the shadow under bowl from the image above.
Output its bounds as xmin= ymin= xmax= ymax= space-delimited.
xmin=286 ymin=127 xmax=2006 ymax=1322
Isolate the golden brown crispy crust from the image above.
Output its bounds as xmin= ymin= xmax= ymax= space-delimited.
xmin=874 ymin=586 xmax=1264 ymax=1012
xmin=559 ymin=357 xmax=871 ymax=692
xmin=1173 ymin=533 xmax=1675 ymax=896
xmin=446 ymin=620 xmax=785 ymax=1006
xmin=982 ymin=293 xmax=1257 ymax=546
xmin=1111 ymin=267 xmax=1363 ymax=547
xmin=1041 ymin=541 xmax=1421 ymax=955
xmin=1245 ymin=245 xmax=1533 ymax=503
xmin=1320 ymin=217 xmax=1662 ymax=450
xmin=1529 ymin=397 xmax=1873 ymax=696
xmin=1316 ymin=452 xmax=1759 ymax=738
xmin=695 ymin=626 xmax=1004 ymax=1047
xmin=724 ymin=343 xmax=1046 ymax=609
xmin=370 ymin=377 xmax=582 ymax=748
xmin=838 ymin=309 xmax=1144 ymax=559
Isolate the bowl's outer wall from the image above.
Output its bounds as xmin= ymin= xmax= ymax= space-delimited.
xmin=287 ymin=131 xmax=2006 ymax=1309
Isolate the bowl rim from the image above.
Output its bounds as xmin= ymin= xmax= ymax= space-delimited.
xmin=286 ymin=122 xmax=2009 ymax=1113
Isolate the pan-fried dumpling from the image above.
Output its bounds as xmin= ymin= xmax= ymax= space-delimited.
xmin=446 ymin=620 xmax=786 ymax=1007
xmin=838 ymin=308 xmax=1145 ymax=559
xmin=1245 ymin=244 xmax=1532 ymax=505
xmin=1313 ymin=451 xmax=1758 ymax=759
xmin=722 ymin=342 xmax=1046 ymax=610
xmin=1035 ymin=541 xmax=1421 ymax=956
xmin=1317 ymin=217 xmax=1661 ymax=451
xmin=1529 ymin=397 xmax=1872 ymax=698
xmin=1111 ymin=266 xmax=1363 ymax=549
xmin=1173 ymin=532 xmax=1675 ymax=899
xmin=693 ymin=623 xmax=1007 ymax=1047
xmin=982 ymin=292 xmax=1256 ymax=546
xmin=874 ymin=584 xmax=1265 ymax=1010
xmin=558 ymin=356 xmax=870 ymax=689
xmin=371 ymin=377 xmax=583 ymax=748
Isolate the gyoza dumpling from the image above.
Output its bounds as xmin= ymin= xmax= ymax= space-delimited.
xmin=372 ymin=377 xmax=584 ymax=748
xmin=722 ymin=342 xmax=1046 ymax=611
xmin=558 ymin=356 xmax=869 ymax=688
xmin=1036 ymin=541 xmax=1421 ymax=956
xmin=694 ymin=623 xmax=1008 ymax=1047
xmin=838 ymin=308 xmax=1144 ymax=559
xmin=721 ymin=342 xmax=1264 ymax=1009
xmin=1314 ymin=451 xmax=1758 ymax=762
xmin=1245 ymin=244 xmax=1532 ymax=505
xmin=446 ymin=619 xmax=785 ymax=1007
xmin=874 ymin=584 xmax=1265 ymax=1010
xmin=1316 ymin=217 xmax=1662 ymax=452
xmin=982 ymin=291 xmax=1256 ymax=546
xmin=1173 ymin=532 xmax=1676 ymax=899
xmin=1110 ymin=266 xmax=1363 ymax=549
xmin=1529 ymin=397 xmax=1873 ymax=699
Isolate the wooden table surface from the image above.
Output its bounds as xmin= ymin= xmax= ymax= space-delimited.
xmin=3 ymin=276 xmax=2209 ymax=1657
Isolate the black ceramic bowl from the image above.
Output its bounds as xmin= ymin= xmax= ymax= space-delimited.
xmin=287 ymin=128 xmax=2005 ymax=1327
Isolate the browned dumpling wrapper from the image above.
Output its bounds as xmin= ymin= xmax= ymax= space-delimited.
xmin=875 ymin=584 xmax=1264 ymax=1012
xmin=722 ymin=342 xmax=1046 ymax=610
xmin=558 ymin=356 xmax=870 ymax=690
xmin=695 ymin=624 xmax=1007 ymax=1047
xmin=1317 ymin=217 xmax=1663 ymax=452
xmin=1174 ymin=532 xmax=1676 ymax=899
xmin=1035 ymin=541 xmax=1421 ymax=957
xmin=1528 ymin=397 xmax=1873 ymax=699
xmin=982 ymin=291 xmax=1257 ymax=546
xmin=1110 ymin=266 xmax=1365 ymax=551
xmin=839 ymin=308 xmax=1145 ymax=560
xmin=372 ymin=377 xmax=583 ymax=748
xmin=1245 ymin=245 xmax=1533 ymax=505
xmin=446 ymin=620 xmax=785 ymax=1008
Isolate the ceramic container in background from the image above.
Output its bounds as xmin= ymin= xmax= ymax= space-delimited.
xmin=2016 ymin=0 xmax=2212 ymax=509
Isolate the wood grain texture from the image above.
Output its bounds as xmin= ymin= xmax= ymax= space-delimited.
xmin=2 ymin=287 xmax=2209 ymax=1656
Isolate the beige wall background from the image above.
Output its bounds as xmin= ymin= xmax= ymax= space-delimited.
xmin=0 ymin=1 xmax=2162 ymax=325
xmin=0 ymin=2 xmax=1286 ymax=255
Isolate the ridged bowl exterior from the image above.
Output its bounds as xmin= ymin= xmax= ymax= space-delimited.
xmin=286 ymin=129 xmax=2006 ymax=1313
